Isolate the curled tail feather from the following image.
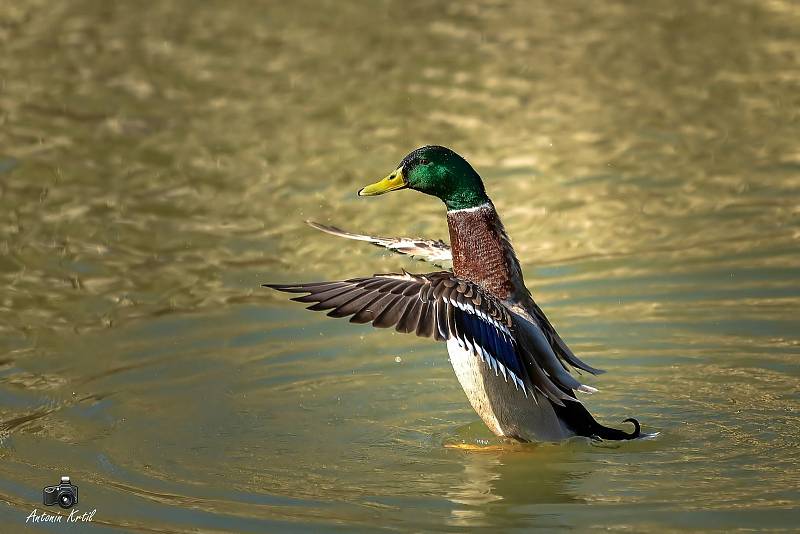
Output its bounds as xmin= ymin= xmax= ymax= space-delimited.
xmin=553 ymin=399 xmax=641 ymax=441
xmin=592 ymin=417 xmax=640 ymax=440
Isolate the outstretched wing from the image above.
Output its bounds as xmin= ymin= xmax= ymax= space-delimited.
xmin=265 ymin=271 xmax=595 ymax=406
xmin=307 ymin=221 xmax=452 ymax=266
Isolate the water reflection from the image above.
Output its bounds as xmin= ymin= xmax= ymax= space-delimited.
xmin=445 ymin=443 xmax=590 ymax=529
xmin=447 ymin=450 xmax=504 ymax=528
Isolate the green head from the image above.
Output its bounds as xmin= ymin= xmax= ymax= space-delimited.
xmin=358 ymin=145 xmax=490 ymax=210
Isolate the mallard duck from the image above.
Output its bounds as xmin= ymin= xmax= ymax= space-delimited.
xmin=266 ymin=145 xmax=643 ymax=442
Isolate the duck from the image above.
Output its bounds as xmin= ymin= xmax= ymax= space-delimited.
xmin=266 ymin=145 xmax=643 ymax=442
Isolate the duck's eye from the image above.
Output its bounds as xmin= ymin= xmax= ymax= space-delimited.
xmin=419 ymin=158 xmax=430 ymax=165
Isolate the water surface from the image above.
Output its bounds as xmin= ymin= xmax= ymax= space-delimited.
xmin=1 ymin=0 xmax=799 ymax=531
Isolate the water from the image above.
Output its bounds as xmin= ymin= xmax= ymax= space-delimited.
xmin=1 ymin=0 xmax=799 ymax=531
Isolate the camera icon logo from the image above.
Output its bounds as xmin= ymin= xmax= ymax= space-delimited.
xmin=43 ymin=476 xmax=78 ymax=509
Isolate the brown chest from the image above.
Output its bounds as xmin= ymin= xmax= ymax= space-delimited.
xmin=447 ymin=206 xmax=516 ymax=300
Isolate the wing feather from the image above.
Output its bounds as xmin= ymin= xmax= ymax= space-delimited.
xmin=265 ymin=271 xmax=594 ymax=403
xmin=396 ymin=297 xmax=422 ymax=334
xmin=415 ymin=301 xmax=436 ymax=338
xmin=372 ymin=294 xmax=406 ymax=328
xmin=527 ymin=300 xmax=605 ymax=375
xmin=307 ymin=221 xmax=452 ymax=265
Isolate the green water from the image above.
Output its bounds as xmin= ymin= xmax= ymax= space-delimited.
xmin=1 ymin=0 xmax=799 ymax=531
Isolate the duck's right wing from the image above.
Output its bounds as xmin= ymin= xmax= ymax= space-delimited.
xmin=265 ymin=270 xmax=594 ymax=406
xmin=307 ymin=221 xmax=452 ymax=266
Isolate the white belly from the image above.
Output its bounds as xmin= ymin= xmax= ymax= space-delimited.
xmin=446 ymin=339 xmax=505 ymax=435
xmin=446 ymin=339 xmax=574 ymax=442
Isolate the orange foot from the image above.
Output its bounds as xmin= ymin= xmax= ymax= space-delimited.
xmin=444 ymin=443 xmax=508 ymax=452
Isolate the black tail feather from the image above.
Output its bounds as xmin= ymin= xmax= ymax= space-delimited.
xmin=592 ymin=417 xmax=640 ymax=440
xmin=553 ymin=399 xmax=641 ymax=441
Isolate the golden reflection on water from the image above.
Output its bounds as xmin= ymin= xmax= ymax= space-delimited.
xmin=1 ymin=0 xmax=800 ymax=531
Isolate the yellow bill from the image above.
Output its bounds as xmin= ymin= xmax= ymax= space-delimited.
xmin=358 ymin=168 xmax=407 ymax=196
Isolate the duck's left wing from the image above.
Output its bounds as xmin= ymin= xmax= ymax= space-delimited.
xmin=265 ymin=271 xmax=593 ymax=405
xmin=524 ymin=300 xmax=605 ymax=376
xmin=306 ymin=221 xmax=452 ymax=266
